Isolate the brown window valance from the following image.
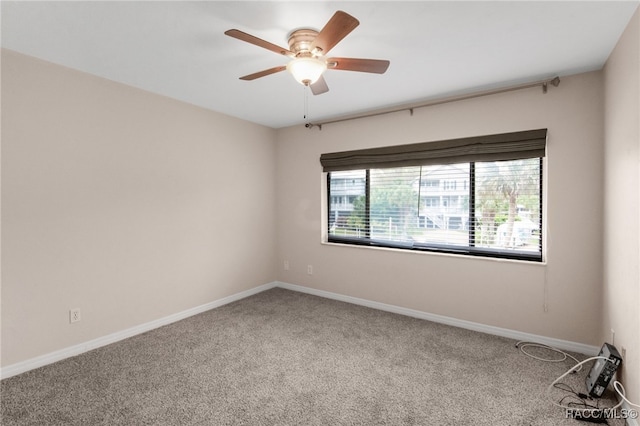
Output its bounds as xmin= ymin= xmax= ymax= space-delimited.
xmin=320 ymin=129 xmax=547 ymax=172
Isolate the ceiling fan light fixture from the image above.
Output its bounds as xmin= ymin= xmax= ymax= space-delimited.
xmin=287 ymin=57 xmax=327 ymax=86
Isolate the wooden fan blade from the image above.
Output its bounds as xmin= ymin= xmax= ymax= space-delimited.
xmin=225 ymin=29 xmax=294 ymax=57
xmin=310 ymin=75 xmax=329 ymax=95
xmin=310 ymin=11 xmax=359 ymax=55
xmin=239 ymin=66 xmax=287 ymax=81
xmin=327 ymin=57 xmax=390 ymax=74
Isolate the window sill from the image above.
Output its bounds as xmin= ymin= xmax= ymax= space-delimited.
xmin=321 ymin=240 xmax=547 ymax=266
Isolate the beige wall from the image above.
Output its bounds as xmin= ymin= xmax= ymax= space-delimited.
xmin=603 ymin=8 xmax=640 ymax=403
xmin=276 ymin=71 xmax=605 ymax=346
xmin=1 ymin=50 xmax=278 ymax=366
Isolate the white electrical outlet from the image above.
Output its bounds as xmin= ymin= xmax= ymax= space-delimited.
xmin=621 ymin=346 xmax=626 ymax=360
xmin=284 ymin=260 xmax=290 ymax=271
xmin=70 ymin=308 xmax=81 ymax=323
xmin=307 ymin=265 xmax=313 ymax=275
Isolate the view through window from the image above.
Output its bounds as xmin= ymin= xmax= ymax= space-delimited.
xmin=328 ymin=158 xmax=542 ymax=261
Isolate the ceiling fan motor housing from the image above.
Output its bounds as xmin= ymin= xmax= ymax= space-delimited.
xmin=288 ymin=29 xmax=321 ymax=57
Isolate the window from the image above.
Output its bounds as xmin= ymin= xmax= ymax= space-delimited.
xmin=443 ymin=180 xmax=457 ymax=190
xmin=321 ymin=130 xmax=546 ymax=262
xmin=422 ymin=179 xmax=439 ymax=189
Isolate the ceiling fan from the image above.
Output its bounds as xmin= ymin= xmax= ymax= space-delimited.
xmin=224 ymin=10 xmax=390 ymax=95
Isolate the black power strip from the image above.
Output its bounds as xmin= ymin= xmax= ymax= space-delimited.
xmin=585 ymin=343 xmax=622 ymax=398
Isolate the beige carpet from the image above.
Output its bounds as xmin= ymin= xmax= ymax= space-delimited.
xmin=1 ymin=287 xmax=625 ymax=425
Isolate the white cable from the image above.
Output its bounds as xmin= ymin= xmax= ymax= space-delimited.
xmin=613 ymin=381 xmax=640 ymax=408
xmin=515 ymin=340 xmax=582 ymax=372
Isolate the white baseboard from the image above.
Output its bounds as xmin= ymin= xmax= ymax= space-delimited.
xmin=2 ymin=279 xmax=602 ymax=380
xmin=1 ymin=282 xmax=277 ymax=379
xmin=275 ymin=281 xmax=601 ymax=356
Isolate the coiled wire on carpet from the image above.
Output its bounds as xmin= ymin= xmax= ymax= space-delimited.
xmin=515 ymin=340 xmax=582 ymax=372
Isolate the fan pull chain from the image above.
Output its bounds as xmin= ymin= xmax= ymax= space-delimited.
xmin=303 ymin=85 xmax=309 ymax=120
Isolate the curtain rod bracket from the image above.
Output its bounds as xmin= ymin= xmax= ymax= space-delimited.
xmin=543 ymin=76 xmax=561 ymax=94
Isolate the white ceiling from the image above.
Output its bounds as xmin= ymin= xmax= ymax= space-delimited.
xmin=2 ymin=1 xmax=638 ymax=129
